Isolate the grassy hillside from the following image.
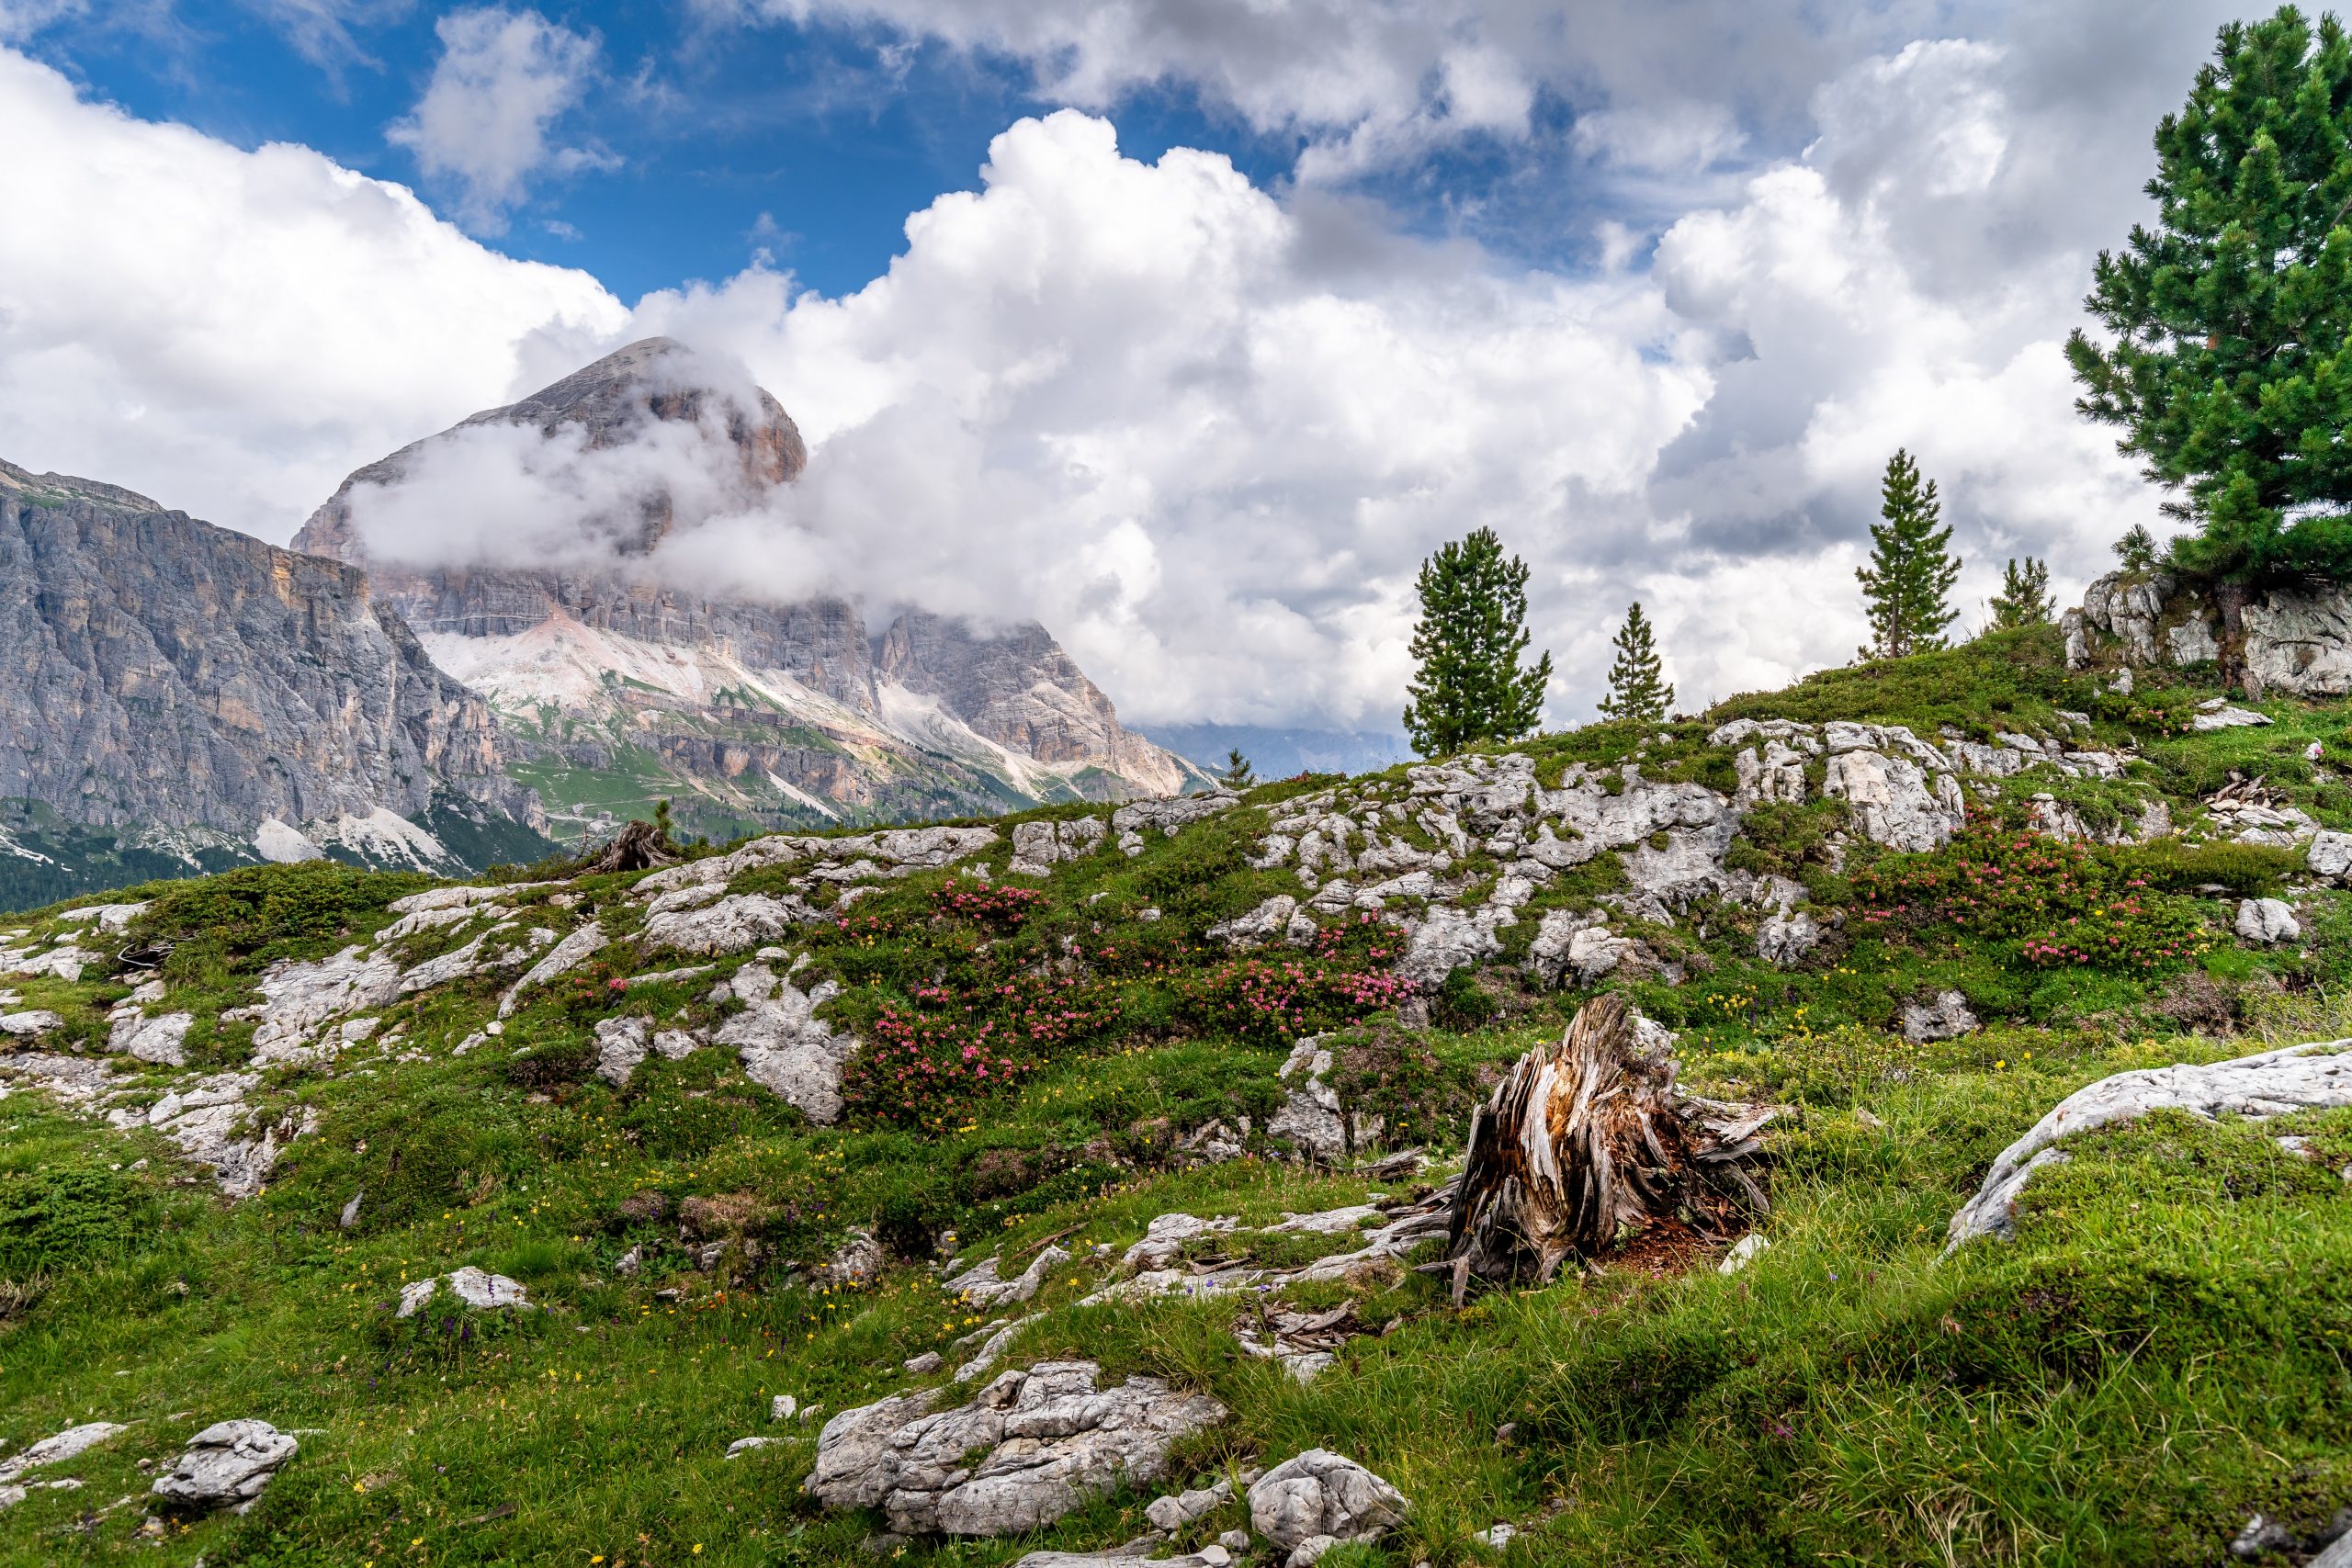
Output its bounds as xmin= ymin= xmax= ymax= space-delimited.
xmin=5 ymin=628 xmax=2351 ymax=1566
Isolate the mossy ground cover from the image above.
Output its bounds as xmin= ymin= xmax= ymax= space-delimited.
xmin=6 ymin=636 xmax=2352 ymax=1564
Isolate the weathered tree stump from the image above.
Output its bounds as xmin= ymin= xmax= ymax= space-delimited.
xmin=1441 ymin=994 xmax=1773 ymax=1302
xmin=578 ymin=818 xmax=680 ymax=876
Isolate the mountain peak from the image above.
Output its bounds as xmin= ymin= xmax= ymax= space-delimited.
xmin=279 ymin=343 xmax=1201 ymax=840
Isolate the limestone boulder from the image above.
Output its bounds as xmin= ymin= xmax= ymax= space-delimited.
xmin=229 ymin=944 xmax=402 ymax=1066
xmin=2190 ymin=701 xmax=2271 ymax=733
xmin=1009 ymin=818 xmax=1107 ymax=877
xmin=642 ymin=894 xmax=820 ymax=954
xmin=2309 ymin=830 xmax=2352 ymax=882
xmin=1824 ymin=750 xmax=1962 ymax=853
xmin=152 ymin=1420 xmax=298 ymax=1512
xmin=1945 ymin=1042 xmax=2352 ymax=1249
xmin=1524 ymin=908 xmax=1602 ymax=987
xmin=1268 ymin=1038 xmax=1355 ymax=1164
xmin=2243 ymin=585 xmax=2352 ymax=695
xmin=499 ymin=921 xmax=605 ymax=1016
xmin=594 ymin=1017 xmax=650 ymax=1086
xmin=106 ymin=1009 xmax=193 ymax=1065
xmin=1565 ymin=925 xmax=1641 ymax=987
xmin=1395 ymin=905 xmax=1499 ymax=986
xmin=1902 ymin=990 xmax=1978 ymax=1044
xmin=1757 ymin=909 xmax=1820 ymax=968
xmin=399 ymin=1266 xmax=532 ymax=1316
xmin=2078 ymin=571 xmax=2174 ymax=665
xmin=715 ymin=963 xmax=856 ymax=1123
xmin=2236 ymin=897 xmax=2302 ymax=945
xmin=1113 ymin=792 xmax=1240 ymax=840
xmin=1247 ymin=1450 xmax=1408 ymax=1560
xmin=1207 ymin=896 xmax=1300 ymax=951
xmin=803 ymin=1360 xmax=1226 ymax=1537
xmin=0 ymin=1422 xmax=126 ymax=1489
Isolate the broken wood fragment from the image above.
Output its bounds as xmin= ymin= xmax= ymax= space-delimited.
xmin=1441 ymin=995 xmax=1773 ymax=1303
xmin=578 ymin=818 xmax=681 ymax=876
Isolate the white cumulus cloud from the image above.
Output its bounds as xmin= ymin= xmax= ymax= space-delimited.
xmin=389 ymin=6 xmax=609 ymax=232
xmin=0 ymin=45 xmax=628 ymax=534
xmin=0 ymin=0 xmax=2286 ymax=736
xmin=625 ymin=110 xmax=1710 ymax=728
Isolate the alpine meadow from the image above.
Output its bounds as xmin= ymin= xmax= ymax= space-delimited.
xmin=11 ymin=6 xmax=2352 ymax=1568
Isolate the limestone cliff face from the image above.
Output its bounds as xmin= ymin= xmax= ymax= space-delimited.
xmin=877 ymin=611 xmax=1194 ymax=798
xmin=0 ymin=459 xmax=528 ymax=835
xmin=2062 ymin=570 xmax=2352 ymax=697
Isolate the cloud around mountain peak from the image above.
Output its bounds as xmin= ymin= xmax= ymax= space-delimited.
xmin=0 ymin=5 xmax=2251 ymax=730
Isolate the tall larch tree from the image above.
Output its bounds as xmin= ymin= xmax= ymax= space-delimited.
xmin=1856 ymin=448 xmax=1962 ymax=660
xmin=1597 ymin=602 xmax=1675 ymax=724
xmin=1402 ymin=527 xmax=1553 ymax=757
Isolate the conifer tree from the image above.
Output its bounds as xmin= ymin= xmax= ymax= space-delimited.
xmin=1402 ymin=527 xmax=1553 ymax=757
xmin=1220 ymin=748 xmax=1257 ymax=789
xmin=1597 ymin=601 xmax=1674 ymax=724
xmin=1856 ymin=448 xmax=1961 ymax=660
xmin=2067 ymin=8 xmax=2352 ymax=584
xmin=1988 ymin=557 xmax=2053 ymax=629
xmin=2114 ymin=524 xmax=2160 ymax=573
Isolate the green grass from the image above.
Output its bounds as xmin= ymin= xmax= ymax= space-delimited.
xmin=6 ymin=633 xmax=2352 ymax=1563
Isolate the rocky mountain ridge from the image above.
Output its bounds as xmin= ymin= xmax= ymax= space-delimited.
xmin=292 ymin=338 xmax=1204 ymax=840
xmin=0 ymin=458 xmax=549 ymax=900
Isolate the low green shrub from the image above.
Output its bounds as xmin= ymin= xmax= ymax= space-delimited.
xmin=130 ymin=860 xmax=432 ymax=977
xmin=2118 ymin=838 xmax=2302 ymax=897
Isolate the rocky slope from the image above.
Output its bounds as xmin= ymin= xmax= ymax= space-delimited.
xmin=0 ymin=459 xmax=549 ymax=905
xmin=5 ymin=627 xmax=2352 ymax=1563
xmin=292 ymin=339 xmax=1203 ymax=841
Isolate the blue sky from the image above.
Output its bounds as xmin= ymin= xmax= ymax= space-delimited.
xmin=17 ymin=2 xmax=1397 ymax=299
xmin=0 ymin=0 xmax=2270 ymax=728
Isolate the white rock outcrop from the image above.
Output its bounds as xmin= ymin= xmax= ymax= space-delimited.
xmin=1901 ymin=990 xmax=1978 ymax=1044
xmin=0 ymin=1421 xmax=126 ymax=1507
xmin=716 ymin=962 xmax=856 ymax=1122
xmin=642 ymin=893 xmax=820 ymax=954
xmin=803 ymin=1360 xmax=1226 ymax=1537
xmin=1944 ymin=1042 xmax=2352 ymax=1249
xmin=1395 ymin=904 xmax=1501 ymax=986
xmin=2309 ymin=830 xmax=2352 ymax=881
xmin=1009 ymin=817 xmax=1107 ymax=876
xmin=944 ymin=1245 xmax=1070 ymax=1309
xmin=499 ymin=921 xmax=605 ymax=1017
xmin=1757 ymin=908 xmax=1821 ymax=968
xmin=228 ymin=945 xmax=401 ymax=1066
xmin=1113 ymin=792 xmax=1241 ymax=840
xmin=152 ymin=1420 xmax=298 ymax=1512
xmin=1524 ymin=908 xmax=1602 ymax=987
xmin=107 ymin=1071 xmax=302 ymax=1198
xmin=2237 ymin=897 xmax=2302 ymax=945
xmin=106 ymin=1009 xmax=193 ymax=1065
xmin=1207 ymin=896 xmax=1301 ymax=950
xmin=594 ymin=1017 xmax=650 ymax=1086
xmin=1824 ymin=750 xmax=1964 ymax=853
xmin=398 ymin=1266 xmax=533 ymax=1316
xmin=1247 ymin=1450 xmax=1408 ymax=1566
xmin=1268 ymin=1037 xmax=1368 ymax=1164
